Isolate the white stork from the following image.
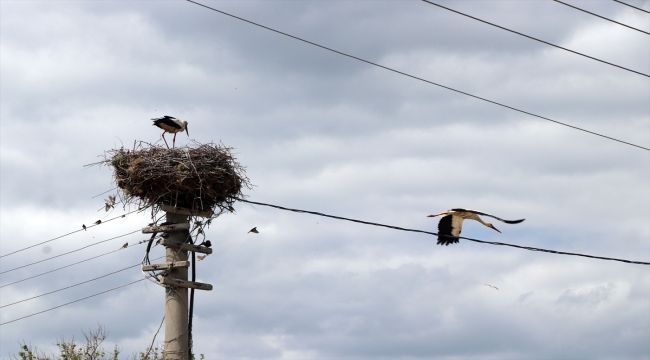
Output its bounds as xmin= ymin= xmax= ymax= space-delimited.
xmin=427 ymin=208 xmax=525 ymax=246
xmin=152 ymin=116 xmax=189 ymax=148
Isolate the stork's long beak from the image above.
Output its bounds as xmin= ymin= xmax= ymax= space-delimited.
xmin=490 ymin=225 xmax=501 ymax=233
xmin=427 ymin=213 xmax=441 ymax=218
xmin=185 ymin=126 xmax=189 ymax=137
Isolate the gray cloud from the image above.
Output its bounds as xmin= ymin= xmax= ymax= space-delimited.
xmin=1 ymin=0 xmax=648 ymax=359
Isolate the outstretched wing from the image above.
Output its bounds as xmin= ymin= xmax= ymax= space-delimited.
xmin=452 ymin=208 xmax=525 ymax=224
xmin=437 ymin=214 xmax=462 ymax=245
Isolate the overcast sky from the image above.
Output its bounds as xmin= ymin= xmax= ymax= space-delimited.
xmin=1 ymin=0 xmax=649 ymax=359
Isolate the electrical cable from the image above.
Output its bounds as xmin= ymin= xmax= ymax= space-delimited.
xmin=238 ymin=199 xmax=650 ymax=266
xmin=185 ymin=0 xmax=649 ymax=152
xmin=422 ymin=1 xmax=650 ymax=77
xmin=613 ymin=0 xmax=650 ymax=14
xmin=554 ymin=0 xmax=649 ymax=34
xmin=91 ymin=187 xmax=118 ymax=199
xmin=0 ymin=230 xmax=142 ymax=275
xmin=0 ymin=241 xmax=146 ymax=289
xmin=1 ymin=256 xmax=164 ymax=308
xmin=0 ymin=279 xmax=145 ymax=326
xmin=0 ymin=208 xmax=143 ymax=258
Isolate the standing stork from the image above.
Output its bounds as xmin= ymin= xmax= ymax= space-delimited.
xmin=427 ymin=208 xmax=525 ymax=246
xmin=152 ymin=116 xmax=189 ymax=148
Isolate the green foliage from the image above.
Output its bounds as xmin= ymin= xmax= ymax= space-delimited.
xmin=12 ymin=326 xmax=204 ymax=360
xmin=14 ymin=326 xmax=113 ymax=360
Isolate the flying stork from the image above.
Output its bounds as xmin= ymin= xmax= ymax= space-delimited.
xmin=427 ymin=208 xmax=525 ymax=246
xmin=152 ymin=116 xmax=189 ymax=148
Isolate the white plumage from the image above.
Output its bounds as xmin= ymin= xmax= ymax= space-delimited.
xmin=427 ymin=208 xmax=525 ymax=245
xmin=152 ymin=116 xmax=189 ymax=148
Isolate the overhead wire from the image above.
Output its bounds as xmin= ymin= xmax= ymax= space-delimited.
xmin=0 ymin=208 xmax=144 ymax=258
xmin=1 ymin=256 xmax=164 ymax=308
xmin=239 ymin=199 xmax=650 ymax=266
xmin=421 ymin=0 xmax=650 ymax=77
xmin=0 ymin=240 xmax=149 ymax=288
xmin=554 ymin=0 xmax=649 ymax=34
xmin=185 ymin=0 xmax=649 ymax=152
xmin=613 ymin=0 xmax=650 ymax=14
xmin=0 ymin=279 xmax=145 ymax=326
xmin=0 ymin=230 xmax=142 ymax=275
xmin=91 ymin=187 xmax=118 ymax=199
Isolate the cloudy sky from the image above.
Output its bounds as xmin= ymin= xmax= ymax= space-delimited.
xmin=1 ymin=0 xmax=649 ymax=358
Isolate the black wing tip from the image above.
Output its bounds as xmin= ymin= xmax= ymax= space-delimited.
xmin=504 ymin=219 xmax=525 ymax=224
xmin=437 ymin=236 xmax=459 ymax=246
xmin=152 ymin=115 xmax=176 ymax=121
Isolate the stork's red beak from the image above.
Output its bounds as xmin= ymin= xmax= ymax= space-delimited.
xmin=185 ymin=127 xmax=189 ymax=136
xmin=490 ymin=225 xmax=501 ymax=233
xmin=427 ymin=214 xmax=438 ymax=218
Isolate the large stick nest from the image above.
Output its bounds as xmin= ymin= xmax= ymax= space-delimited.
xmin=99 ymin=141 xmax=251 ymax=216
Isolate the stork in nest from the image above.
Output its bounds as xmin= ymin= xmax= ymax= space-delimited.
xmin=152 ymin=116 xmax=189 ymax=148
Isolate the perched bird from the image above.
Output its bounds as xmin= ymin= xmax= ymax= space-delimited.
xmin=248 ymin=227 xmax=259 ymax=234
xmin=82 ymin=224 xmax=87 ymax=231
xmin=121 ymin=243 xmax=128 ymax=249
xmin=152 ymin=116 xmax=189 ymax=148
xmin=94 ymin=220 xmax=102 ymax=225
xmin=485 ymin=284 xmax=499 ymax=290
xmin=198 ymin=240 xmax=212 ymax=248
xmin=197 ymin=255 xmax=207 ymax=261
xmin=427 ymin=208 xmax=524 ymax=246
xmin=104 ymin=195 xmax=116 ymax=212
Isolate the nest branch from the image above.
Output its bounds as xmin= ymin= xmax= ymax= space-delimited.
xmin=95 ymin=140 xmax=252 ymax=219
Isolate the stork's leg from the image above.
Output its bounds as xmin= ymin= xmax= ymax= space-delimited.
xmin=161 ymin=132 xmax=170 ymax=149
xmin=173 ymin=133 xmax=177 ymax=148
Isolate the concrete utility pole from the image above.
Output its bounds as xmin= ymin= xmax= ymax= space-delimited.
xmin=163 ymin=211 xmax=190 ymax=360
xmin=142 ymin=205 xmax=213 ymax=360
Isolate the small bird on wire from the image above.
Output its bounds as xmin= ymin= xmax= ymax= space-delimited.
xmin=82 ymin=224 xmax=87 ymax=231
xmin=152 ymin=116 xmax=189 ymax=148
xmin=485 ymin=284 xmax=499 ymax=290
xmin=94 ymin=220 xmax=102 ymax=225
xmin=104 ymin=195 xmax=116 ymax=212
xmin=121 ymin=243 xmax=128 ymax=249
xmin=427 ymin=208 xmax=524 ymax=246
xmin=198 ymin=240 xmax=212 ymax=248
xmin=248 ymin=227 xmax=259 ymax=234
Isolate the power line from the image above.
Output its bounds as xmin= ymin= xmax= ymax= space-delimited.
xmin=238 ymin=199 xmax=650 ymax=266
xmin=186 ymin=0 xmax=649 ymax=152
xmin=554 ymin=0 xmax=649 ymax=34
xmin=613 ymin=0 xmax=650 ymax=14
xmin=0 ymin=241 xmax=147 ymax=288
xmin=92 ymin=187 xmax=118 ymax=199
xmin=0 ymin=208 xmax=143 ymax=258
xmin=0 ymin=230 xmax=141 ymax=275
xmin=1 ymin=256 xmax=164 ymax=308
xmin=0 ymin=279 xmax=145 ymax=326
xmin=422 ymin=1 xmax=650 ymax=77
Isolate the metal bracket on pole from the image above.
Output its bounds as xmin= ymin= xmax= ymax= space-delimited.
xmin=142 ymin=223 xmax=190 ymax=234
xmin=160 ymin=204 xmax=213 ymax=218
xmin=159 ymin=238 xmax=213 ymax=254
xmin=142 ymin=261 xmax=190 ymax=271
xmin=159 ymin=276 xmax=213 ymax=291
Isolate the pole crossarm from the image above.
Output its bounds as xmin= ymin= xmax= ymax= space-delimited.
xmin=160 ymin=277 xmax=213 ymax=290
xmin=142 ymin=261 xmax=190 ymax=271
xmin=159 ymin=238 xmax=213 ymax=254
xmin=142 ymin=223 xmax=190 ymax=233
